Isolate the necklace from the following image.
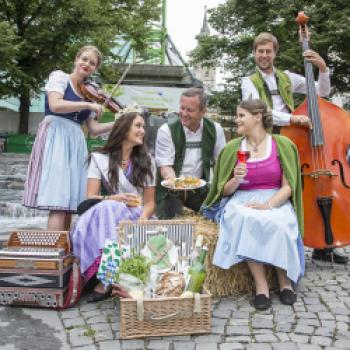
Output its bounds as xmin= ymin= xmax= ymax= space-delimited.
xmin=246 ymin=134 xmax=267 ymax=152
xmin=121 ymin=158 xmax=130 ymax=168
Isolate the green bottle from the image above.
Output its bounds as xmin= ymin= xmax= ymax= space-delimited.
xmin=186 ymin=246 xmax=208 ymax=293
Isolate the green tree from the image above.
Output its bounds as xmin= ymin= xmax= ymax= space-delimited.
xmin=191 ymin=0 xmax=350 ymax=110
xmin=0 ymin=21 xmax=20 ymax=96
xmin=0 ymin=0 xmax=160 ymax=133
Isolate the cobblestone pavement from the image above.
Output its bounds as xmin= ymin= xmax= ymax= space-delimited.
xmin=1 ymin=247 xmax=350 ymax=350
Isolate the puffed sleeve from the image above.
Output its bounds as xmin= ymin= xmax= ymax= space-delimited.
xmin=144 ymin=156 xmax=157 ymax=187
xmin=44 ymin=70 xmax=69 ymax=95
xmin=87 ymin=153 xmax=102 ymax=180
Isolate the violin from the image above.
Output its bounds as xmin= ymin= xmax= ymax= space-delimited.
xmin=78 ymin=80 xmax=124 ymax=113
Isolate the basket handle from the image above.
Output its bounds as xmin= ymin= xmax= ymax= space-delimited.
xmin=136 ymin=293 xmax=202 ymax=321
xmin=145 ymin=229 xmax=168 ymax=235
xmin=149 ymin=311 xmax=179 ymax=321
xmin=193 ymin=293 xmax=201 ymax=314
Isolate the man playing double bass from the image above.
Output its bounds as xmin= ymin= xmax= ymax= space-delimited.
xmin=241 ymin=32 xmax=348 ymax=264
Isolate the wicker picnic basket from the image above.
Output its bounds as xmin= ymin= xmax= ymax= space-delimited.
xmin=118 ymin=220 xmax=211 ymax=339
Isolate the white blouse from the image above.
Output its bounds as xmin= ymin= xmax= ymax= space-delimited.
xmin=88 ymin=152 xmax=156 ymax=195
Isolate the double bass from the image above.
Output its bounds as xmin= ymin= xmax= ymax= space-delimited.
xmin=281 ymin=12 xmax=350 ymax=249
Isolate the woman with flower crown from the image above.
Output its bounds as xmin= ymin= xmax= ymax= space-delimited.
xmin=70 ymin=111 xmax=156 ymax=302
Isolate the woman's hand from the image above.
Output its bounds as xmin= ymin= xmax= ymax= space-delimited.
xmin=88 ymin=102 xmax=103 ymax=118
xmin=106 ymin=193 xmax=139 ymax=205
xmin=245 ymin=202 xmax=271 ymax=210
xmin=233 ymin=163 xmax=247 ymax=181
xmin=222 ymin=163 xmax=247 ymax=196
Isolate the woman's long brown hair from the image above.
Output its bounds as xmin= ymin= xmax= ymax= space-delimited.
xmin=93 ymin=112 xmax=153 ymax=191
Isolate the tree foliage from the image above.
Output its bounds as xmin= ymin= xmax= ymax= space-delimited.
xmin=0 ymin=21 xmax=20 ymax=97
xmin=0 ymin=0 xmax=160 ymax=133
xmin=191 ymin=0 xmax=350 ymax=111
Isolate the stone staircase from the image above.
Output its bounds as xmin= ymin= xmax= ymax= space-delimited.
xmin=0 ymin=153 xmax=47 ymax=246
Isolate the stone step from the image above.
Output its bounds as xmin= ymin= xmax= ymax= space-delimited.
xmin=0 ymin=153 xmax=48 ymax=248
xmin=0 ymin=216 xmax=48 ymax=248
xmin=0 ymin=155 xmax=30 ymax=167
xmin=0 ymin=202 xmax=47 ymax=217
xmin=0 ymin=177 xmax=26 ymax=191
xmin=0 ymin=188 xmax=26 ymax=202
xmin=0 ymin=180 xmax=24 ymax=190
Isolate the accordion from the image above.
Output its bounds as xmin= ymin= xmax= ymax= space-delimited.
xmin=0 ymin=230 xmax=76 ymax=308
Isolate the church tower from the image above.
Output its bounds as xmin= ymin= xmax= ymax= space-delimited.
xmin=193 ymin=6 xmax=216 ymax=92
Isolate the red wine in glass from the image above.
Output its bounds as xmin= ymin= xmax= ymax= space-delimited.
xmin=236 ymin=150 xmax=250 ymax=184
xmin=237 ymin=150 xmax=251 ymax=164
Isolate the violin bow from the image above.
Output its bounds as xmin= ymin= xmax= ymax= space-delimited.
xmin=104 ymin=63 xmax=132 ymax=109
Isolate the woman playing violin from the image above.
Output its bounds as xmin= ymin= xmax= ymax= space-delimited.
xmin=23 ymin=45 xmax=115 ymax=231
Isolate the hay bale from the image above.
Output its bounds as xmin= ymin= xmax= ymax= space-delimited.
xmin=181 ymin=212 xmax=278 ymax=297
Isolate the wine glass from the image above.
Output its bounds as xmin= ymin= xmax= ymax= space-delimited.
xmin=236 ymin=143 xmax=250 ymax=184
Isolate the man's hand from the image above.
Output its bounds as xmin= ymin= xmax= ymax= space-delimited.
xmin=290 ymin=114 xmax=312 ymax=129
xmin=303 ymin=49 xmax=327 ymax=73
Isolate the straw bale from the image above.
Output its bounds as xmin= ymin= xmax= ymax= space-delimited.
xmin=179 ymin=211 xmax=278 ymax=297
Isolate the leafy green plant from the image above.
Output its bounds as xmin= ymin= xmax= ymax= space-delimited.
xmin=118 ymin=255 xmax=151 ymax=284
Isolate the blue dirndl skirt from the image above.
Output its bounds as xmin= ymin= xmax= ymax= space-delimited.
xmin=23 ymin=115 xmax=88 ymax=212
xmin=212 ymin=189 xmax=305 ymax=283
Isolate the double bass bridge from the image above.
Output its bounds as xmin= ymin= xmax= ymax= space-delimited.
xmin=301 ymin=169 xmax=337 ymax=180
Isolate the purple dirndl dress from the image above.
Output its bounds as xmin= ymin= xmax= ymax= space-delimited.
xmin=70 ymin=152 xmax=156 ymax=283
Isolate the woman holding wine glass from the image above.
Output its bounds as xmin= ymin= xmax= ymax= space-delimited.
xmin=202 ymin=99 xmax=305 ymax=310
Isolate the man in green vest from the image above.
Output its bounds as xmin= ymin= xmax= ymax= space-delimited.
xmin=242 ymin=32 xmax=330 ymax=129
xmin=155 ymin=88 xmax=226 ymax=219
xmin=242 ymin=32 xmax=347 ymax=264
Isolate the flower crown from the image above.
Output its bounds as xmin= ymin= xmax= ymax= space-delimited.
xmin=114 ymin=103 xmax=143 ymax=120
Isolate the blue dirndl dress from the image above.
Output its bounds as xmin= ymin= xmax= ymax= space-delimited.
xmin=23 ymin=71 xmax=93 ymax=212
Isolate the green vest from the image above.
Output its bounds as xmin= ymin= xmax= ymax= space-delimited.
xmin=156 ymin=117 xmax=216 ymax=203
xmin=168 ymin=117 xmax=216 ymax=182
xmin=250 ymin=69 xmax=294 ymax=112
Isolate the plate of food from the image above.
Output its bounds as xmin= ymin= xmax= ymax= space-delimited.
xmin=161 ymin=176 xmax=206 ymax=190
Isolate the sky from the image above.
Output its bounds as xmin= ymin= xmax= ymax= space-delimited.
xmin=166 ymin=0 xmax=226 ymax=61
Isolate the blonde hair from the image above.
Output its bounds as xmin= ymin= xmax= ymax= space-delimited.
xmin=238 ymin=99 xmax=273 ymax=129
xmin=76 ymin=45 xmax=103 ymax=68
xmin=253 ymin=32 xmax=279 ymax=53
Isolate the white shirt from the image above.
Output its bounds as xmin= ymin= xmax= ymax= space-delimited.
xmin=155 ymin=119 xmax=226 ymax=178
xmin=241 ymin=68 xmax=331 ymax=126
xmin=88 ymin=153 xmax=156 ymax=195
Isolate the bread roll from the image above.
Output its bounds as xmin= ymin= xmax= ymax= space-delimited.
xmin=126 ymin=195 xmax=142 ymax=207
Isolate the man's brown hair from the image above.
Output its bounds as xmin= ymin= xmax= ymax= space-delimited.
xmin=253 ymin=32 xmax=279 ymax=53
